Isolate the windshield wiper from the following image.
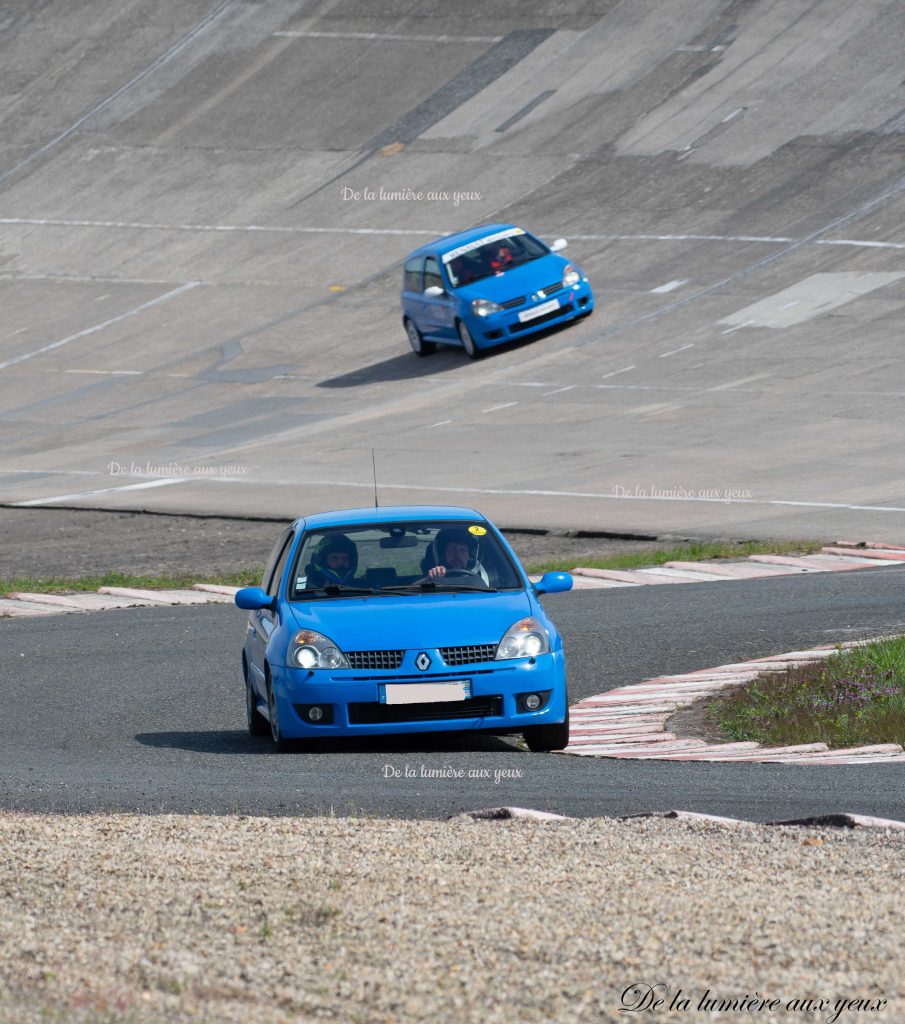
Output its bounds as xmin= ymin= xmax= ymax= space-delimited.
xmin=382 ymin=582 xmax=498 ymax=593
xmin=295 ymin=584 xmax=384 ymax=599
xmin=381 ymin=582 xmax=438 ymax=592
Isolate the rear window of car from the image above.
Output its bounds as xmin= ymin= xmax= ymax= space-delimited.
xmin=288 ymin=521 xmax=523 ymax=598
xmin=403 ymin=257 xmax=423 ymax=292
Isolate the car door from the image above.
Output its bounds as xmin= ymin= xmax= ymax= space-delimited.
xmin=419 ymin=256 xmax=458 ymax=340
xmin=247 ymin=528 xmax=294 ymax=696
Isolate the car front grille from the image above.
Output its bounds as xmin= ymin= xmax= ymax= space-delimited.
xmin=540 ymin=281 xmax=564 ymax=295
xmin=509 ymin=301 xmax=573 ymax=334
xmin=501 ymin=295 xmax=526 ymax=309
xmin=346 ymin=650 xmax=405 ymax=670
xmin=348 ymin=695 xmax=503 ymax=724
xmin=440 ymin=643 xmax=497 ymax=666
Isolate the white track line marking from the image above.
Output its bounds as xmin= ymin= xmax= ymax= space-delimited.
xmin=426 ymin=420 xmax=452 ymax=428
xmin=651 ymin=279 xmax=688 ymax=293
xmin=274 ymin=30 xmax=502 ymax=43
xmin=658 ymin=343 xmax=694 ymax=358
xmin=0 ymin=218 xmax=442 ymax=237
xmin=600 ymin=365 xmax=636 ymax=379
xmin=721 ymin=319 xmax=754 ymax=335
xmin=0 ymin=272 xmax=199 ymax=286
xmin=2 ymin=219 xmax=901 ymax=251
xmin=213 ymin=478 xmax=905 ymax=514
xmin=482 ymin=402 xmax=517 ymax=413
xmin=0 ymin=283 xmax=198 ymax=371
xmin=11 ymin=478 xmax=186 ymax=506
xmin=542 ymin=385 xmax=575 ymax=396
xmin=820 ymin=238 xmax=905 ymax=250
xmin=64 ymin=369 xmax=143 ymax=375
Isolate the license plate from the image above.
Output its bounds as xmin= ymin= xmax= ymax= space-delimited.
xmin=518 ymin=298 xmax=560 ymax=322
xmin=381 ymin=681 xmax=471 ymax=705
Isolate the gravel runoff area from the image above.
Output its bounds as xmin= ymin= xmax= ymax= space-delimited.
xmin=1 ymin=813 xmax=902 ymax=1024
xmin=0 ymin=506 xmax=684 ymax=579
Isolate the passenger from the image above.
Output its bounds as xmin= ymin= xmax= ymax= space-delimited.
xmin=306 ymin=534 xmax=358 ymax=587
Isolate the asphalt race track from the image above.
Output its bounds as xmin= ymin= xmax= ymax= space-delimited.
xmin=1 ymin=2 xmax=904 ymax=820
xmin=2 ymin=567 xmax=904 ymax=819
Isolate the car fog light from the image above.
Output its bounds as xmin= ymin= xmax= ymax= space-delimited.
xmin=307 ymin=706 xmax=325 ymax=722
xmin=524 ymin=693 xmax=542 ymax=711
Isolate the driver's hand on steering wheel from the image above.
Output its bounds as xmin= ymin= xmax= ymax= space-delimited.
xmin=428 ymin=565 xmax=447 ymax=578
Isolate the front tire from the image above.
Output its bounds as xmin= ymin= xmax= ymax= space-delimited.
xmin=246 ymin=674 xmax=269 ymax=737
xmin=523 ymin=708 xmax=570 ymax=752
xmin=405 ymin=318 xmax=436 ymax=357
xmin=267 ymin=678 xmax=292 ymax=752
xmin=457 ymin=320 xmax=482 ymax=359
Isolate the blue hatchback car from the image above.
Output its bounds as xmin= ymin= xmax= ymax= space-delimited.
xmin=401 ymin=224 xmax=595 ymax=358
xmin=235 ymin=506 xmax=573 ymax=751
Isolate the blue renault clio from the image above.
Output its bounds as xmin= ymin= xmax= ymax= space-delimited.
xmin=235 ymin=506 xmax=572 ymax=751
xmin=400 ymin=224 xmax=595 ymax=358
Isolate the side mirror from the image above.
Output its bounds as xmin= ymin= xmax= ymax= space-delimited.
xmin=549 ymin=238 xmax=568 ymax=253
xmin=423 ymin=285 xmax=445 ymax=298
xmin=235 ymin=586 xmax=275 ymax=611
xmin=534 ymin=571 xmax=573 ymax=595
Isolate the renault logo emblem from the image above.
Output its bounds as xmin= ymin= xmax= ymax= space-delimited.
xmin=415 ymin=652 xmax=431 ymax=671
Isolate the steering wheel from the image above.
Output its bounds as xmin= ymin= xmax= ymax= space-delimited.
xmin=438 ymin=568 xmax=488 ymax=587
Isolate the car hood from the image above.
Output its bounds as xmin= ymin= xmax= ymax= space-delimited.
xmin=286 ymin=590 xmax=533 ymax=649
xmin=455 ymin=253 xmax=570 ymax=302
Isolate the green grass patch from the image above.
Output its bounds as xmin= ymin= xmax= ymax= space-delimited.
xmin=708 ymin=636 xmax=905 ymax=748
xmin=0 ymin=567 xmax=265 ymax=596
xmin=526 ymin=539 xmax=823 ymax=574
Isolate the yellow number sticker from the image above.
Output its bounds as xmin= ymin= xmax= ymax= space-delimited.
xmin=468 ymin=525 xmax=487 ymax=536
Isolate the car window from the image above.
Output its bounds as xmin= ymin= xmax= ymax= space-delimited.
xmin=423 ymin=257 xmax=444 ymax=293
xmin=290 ymin=521 xmax=523 ymax=599
xmin=264 ymin=531 xmax=294 ymax=598
xmin=403 ymin=257 xmax=423 ymax=292
xmin=261 ymin=528 xmax=292 ymax=590
xmin=443 ymin=230 xmax=548 ymax=287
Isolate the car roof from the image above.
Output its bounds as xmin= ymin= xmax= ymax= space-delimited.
xmin=292 ymin=505 xmax=487 ymax=531
xmin=404 ymin=224 xmax=518 ymax=260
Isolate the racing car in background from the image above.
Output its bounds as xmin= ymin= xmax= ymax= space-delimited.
xmin=401 ymin=224 xmax=595 ymax=358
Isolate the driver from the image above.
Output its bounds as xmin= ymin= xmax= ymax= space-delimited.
xmin=306 ymin=533 xmax=358 ymax=587
xmin=489 ymin=242 xmax=514 ymax=273
xmin=425 ymin=528 xmax=489 ymax=584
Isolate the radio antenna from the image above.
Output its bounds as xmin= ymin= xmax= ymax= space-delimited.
xmin=371 ymin=449 xmax=379 ymax=508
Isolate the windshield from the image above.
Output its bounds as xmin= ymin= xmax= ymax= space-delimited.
xmin=443 ymin=229 xmax=548 ymax=288
xmin=289 ymin=520 xmax=523 ymax=599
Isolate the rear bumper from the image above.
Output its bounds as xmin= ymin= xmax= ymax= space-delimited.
xmin=270 ymin=650 xmax=567 ymax=738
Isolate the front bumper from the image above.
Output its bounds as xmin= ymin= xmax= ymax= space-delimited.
xmin=270 ymin=649 xmax=567 ymax=738
xmin=466 ymin=279 xmax=594 ymax=348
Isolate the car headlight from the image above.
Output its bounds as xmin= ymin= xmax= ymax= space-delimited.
xmin=289 ymin=630 xmax=349 ymax=670
xmin=495 ymin=617 xmax=550 ymax=660
xmin=472 ymin=298 xmax=503 ymax=317
xmin=562 ymin=264 xmax=580 ymax=287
